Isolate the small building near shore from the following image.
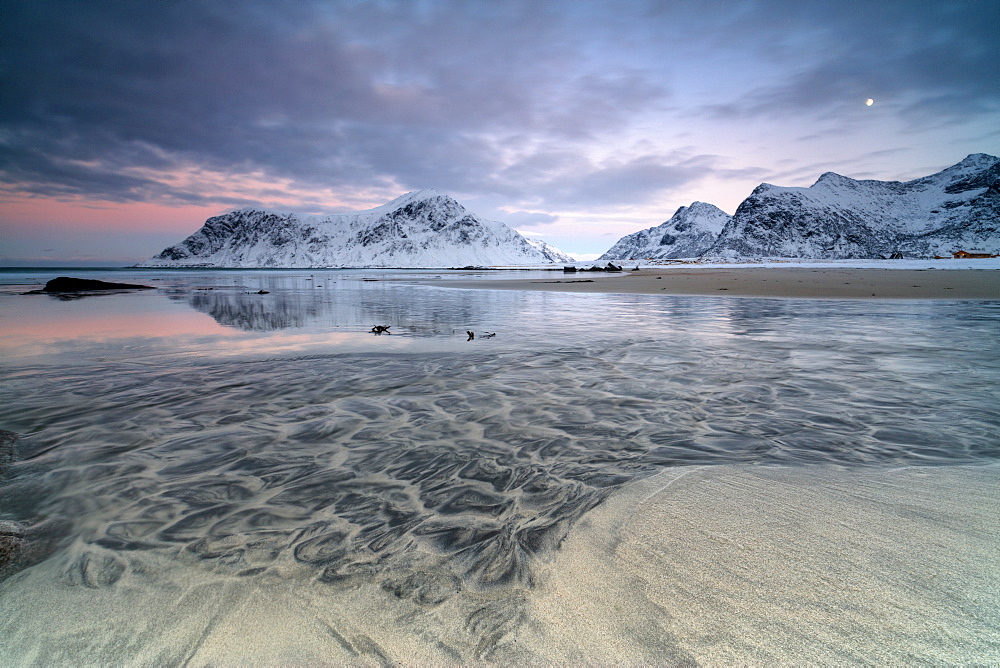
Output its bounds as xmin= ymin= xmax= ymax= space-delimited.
xmin=952 ymin=250 xmax=996 ymax=259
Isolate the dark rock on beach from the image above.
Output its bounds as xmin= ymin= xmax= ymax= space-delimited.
xmin=22 ymin=276 xmax=156 ymax=299
xmin=0 ymin=430 xmax=75 ymax=582
xmin=582 ymin=262 xmax=623 ymax=272
xmin=41 ymin=277 xmax=155 ymax=292
xmin=567 ymin=263 xmax=622 ymax=273
xmin=0 ymin=521 xmax=25 ymax=576
xmin=0 ymin=517 xmax=72 ymax=583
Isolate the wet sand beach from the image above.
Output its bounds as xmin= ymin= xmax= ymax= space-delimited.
xmin=525 ymin=463 xmax=1000 ymax=664
xmin=435 ymin=266 xmax=1000 ymax=299
xmin=3 ymin=463 xmax=997 ymax=664
xmin=1 ymin=268 xmax=998 ymax=664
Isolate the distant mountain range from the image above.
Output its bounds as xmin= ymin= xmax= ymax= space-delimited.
xmin=602 ymin=153 xmax=999 ymax=260
xmin=142 ymin=154 xmax=998 ymax=268
xmin=139 ymin=189 xmax=573 ymax=268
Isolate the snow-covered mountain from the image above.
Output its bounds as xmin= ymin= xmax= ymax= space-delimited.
xmin=139 ymin=189 xmax=571 ymax=268
xmin=525 ymin=238 xmax=575 ymax=263
xmin=707 ymin=153 xmax=1000 ymax=259
xmin=598 ymin=202 xmax=730 ymax=260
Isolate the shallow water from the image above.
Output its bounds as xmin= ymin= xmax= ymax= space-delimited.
xmin=1 ymin=268 xmax=998 ymax=662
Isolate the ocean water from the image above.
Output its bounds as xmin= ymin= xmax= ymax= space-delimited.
xmin=1 ymin=268 xmax=998 ymax=662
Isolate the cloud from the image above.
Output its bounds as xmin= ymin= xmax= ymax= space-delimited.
xmin=491 ymin=150 xmax=771 ymax=212
xmin=0 ymin=0 xmax=994 ymax=252
xmin=549 ymin=154 xmax=718 ymax=206
xmin=0 ymin=0 xmax=674 ymax=209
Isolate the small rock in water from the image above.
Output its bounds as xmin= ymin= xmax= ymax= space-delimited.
xmin=37 ymin=277 xmax=155 ymax=292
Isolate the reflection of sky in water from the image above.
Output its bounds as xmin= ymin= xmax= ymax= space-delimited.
xmin=2 ymin=269 xmax=999 ymax=371
xmin=1 ymin=269 xmax=733 ymax=364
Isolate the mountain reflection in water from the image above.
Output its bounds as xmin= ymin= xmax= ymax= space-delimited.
xmin=180 ymin=291 xmax=315 ymax=331
xmin=172 ymin=274 xmax=533 ymax=336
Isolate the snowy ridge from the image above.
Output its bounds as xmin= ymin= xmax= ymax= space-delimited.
xmin=139 ymin=190 xmax=571 ymax=268
xmin=525 ymin=238 xmax=575 ymax=263
xmin=706 ymin=153 xmax=1000 ymax=259
xmin=598 ymin=202 xmax=731 ymax=260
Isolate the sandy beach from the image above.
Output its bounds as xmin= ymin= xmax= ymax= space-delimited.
xmin=434 ymin=266 xmax=1000 ymax=299
xmin=3 ymin=464 xmax=996 ymax=665
xmin=524 ymin=463 xmax=1000 ymax=664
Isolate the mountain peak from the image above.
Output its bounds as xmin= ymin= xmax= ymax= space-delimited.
xmin=925 ymin=153 xmax=1000 ymax=189
xmin=813 ymin=171 xmax=855 ymax=187
xmin=687 ymin=201 xmax=729 ymax=215
xmin=598 ymin=200 xmax=731 ymax=261
xmin=957 ymin=153 xmax=998 ymax=167
xmin=385 ymin=188 xmax=451 ymax=207
xmin=932 ymin=153 xmax=1000 ymax=181
xmin=359 ymin=188 xmax=465 ymax=218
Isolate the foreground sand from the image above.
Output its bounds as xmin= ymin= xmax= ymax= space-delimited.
xmin=2 ymin=464 xmax=997 ymax=664
xmin=436 ymin=267 xmax=1000 ymax=299
xmin=524 ymin=463 xmax=1000 ymax=664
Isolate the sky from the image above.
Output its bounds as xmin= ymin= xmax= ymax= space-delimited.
xmin=2 ymin=0 xmax=998 ymax=265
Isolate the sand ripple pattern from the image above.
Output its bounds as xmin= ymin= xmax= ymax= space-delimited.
xmin=2 ymin=300 xmax=999 ymax=659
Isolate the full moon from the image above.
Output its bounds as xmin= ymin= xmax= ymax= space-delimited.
xmin=866 ymin=98 xmax=875 ymax=106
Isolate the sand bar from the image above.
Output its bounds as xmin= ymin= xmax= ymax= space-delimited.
xmin=433 ymin=267 xmax=1000 ymax=299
